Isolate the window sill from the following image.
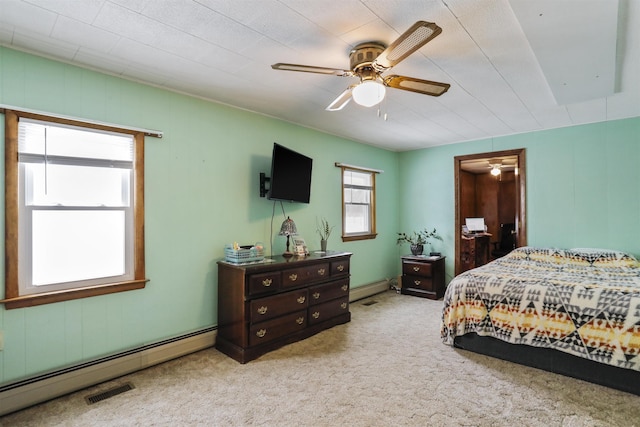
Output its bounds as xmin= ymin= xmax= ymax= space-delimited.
xmin=0 ymin=279 xmax=148 ymax=309
xmin=342 ymin=233 xmax=377 ymax=242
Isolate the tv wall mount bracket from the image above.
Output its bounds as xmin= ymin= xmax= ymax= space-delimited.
xmin=259 ymin=172 xmax=270 ymax=198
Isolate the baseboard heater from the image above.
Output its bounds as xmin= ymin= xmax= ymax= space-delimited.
xmin=349 ymin=279 xmax=390 ymax=302
xmin=0 ymin=281 xmax=389 ymax=416
xmin=0 ymin=327 xmax=217 ymax=416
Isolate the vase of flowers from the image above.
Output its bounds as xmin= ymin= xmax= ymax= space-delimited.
xmin=397 ymin=228 xmax=442 ymax=255
xmin=316 ymin=217 xmax=334 ymax=252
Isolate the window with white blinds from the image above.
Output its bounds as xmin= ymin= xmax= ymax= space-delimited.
xmin=19 ymin=119 xmax=135 ymax=293
xmin=339 ymin=165 xmax=378 ymax=241
xmin=2 ymin=110 xmax=148 ymax=308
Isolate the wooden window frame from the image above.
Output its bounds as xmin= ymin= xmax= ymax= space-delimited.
xmin=339 ymin=164 xmax=378 ymax=242
xmin=1 ymin=110 xmax=148 ymax=309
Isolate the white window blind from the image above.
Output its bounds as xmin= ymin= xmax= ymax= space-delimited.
xmin=18 ymin=119 xmax=135 ymax=293
xmin=19 ymin=118 xmax=133 ymax=163
xmin=344 ymin=169 xmax=373 ymax=234
xmin=337 ymin=163 xmax=379 ymax=241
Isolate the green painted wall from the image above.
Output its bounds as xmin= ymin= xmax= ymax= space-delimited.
xmin=0 ymin=48 xmax=401 ymax=384
xmin=399 ymin=118 xmax=640 ymax=282
xmin=2 ymin=46 xmax=639 ymax=387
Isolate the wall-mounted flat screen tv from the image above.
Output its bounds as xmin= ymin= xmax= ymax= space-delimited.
xmin=268 ymin=143 xmax=313 ymax=203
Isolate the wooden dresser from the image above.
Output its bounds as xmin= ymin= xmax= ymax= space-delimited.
xmin=216 ymin=251 xmax=352 ymax=363
xmin=460 ymin=233 xmax=491 ymax=273
xmin=400 ymin=255 xmax=446 ymax=300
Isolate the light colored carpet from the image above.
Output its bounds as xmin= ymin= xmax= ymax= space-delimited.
xmin=2 ymin=290 xmax=640 ymax=426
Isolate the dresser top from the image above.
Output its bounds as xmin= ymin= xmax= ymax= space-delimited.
xmin=401 ymin=254 xmax=445 ymax=262
xmin=218 ymin=250 xmax=352 ymax=272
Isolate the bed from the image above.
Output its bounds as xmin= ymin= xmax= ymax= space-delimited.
xmin=441 ymin=246 xmax=640 ymax=395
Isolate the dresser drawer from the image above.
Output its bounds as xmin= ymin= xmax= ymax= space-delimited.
xmin=249 ymin=310 xmax=307 ymax=346
xmin=403 ymin=274 xmax=434 ymax=291
xmin=308 ymin=296 xmax=349 ymax=325
xmin=403 ymin=261 xmax=432 ymax=277
xmin=248 ymin=271 xmax=281 ymax=296
xmin=282 ymin=263 xmax=330 ymax=288
xmin=309 ymin=279 xmax=349 ymax=306
xmin=331 ymin=259 xmax=350 ymax=276
xmin=250 ymin=289 xmax=308 ymax=322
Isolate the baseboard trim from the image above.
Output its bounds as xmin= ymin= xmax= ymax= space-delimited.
xmin=0 ymin=328 xmax=216 ymax=416
xmin=1 ymin=279 xmax=390 ymax=416
xmin=349 ymin=279 xmax=390 ymax=302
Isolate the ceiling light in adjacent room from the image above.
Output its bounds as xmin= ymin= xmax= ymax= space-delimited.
xmin=490 ymin=165 xmax=501 ymax=176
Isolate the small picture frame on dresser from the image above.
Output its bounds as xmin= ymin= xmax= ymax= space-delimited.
xmin=293 ymin=237 xmax=308 ymax=256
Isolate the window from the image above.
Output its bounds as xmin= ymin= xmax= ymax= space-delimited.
xmin=339 ymin=165 xmax=379 ymax=241
xmin=2 ymin=110 xmax=148 ymax=309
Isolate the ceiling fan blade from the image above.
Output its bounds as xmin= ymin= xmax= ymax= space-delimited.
xmin=373 ymin=21 xmax=442 ymax=70
xmin=272 ymin=63 xmax=352 ymax=77
xmin=326 ymin=87 xmax=354 ymax=111
xmin=384 ymin=75 xmax=450 ymax=97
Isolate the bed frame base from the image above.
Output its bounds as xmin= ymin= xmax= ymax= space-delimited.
xmin=454 ymin=333 xmax=640 ymax=396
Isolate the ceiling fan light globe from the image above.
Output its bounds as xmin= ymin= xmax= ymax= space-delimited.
xmin=352 ymin=81 xmax=386 ymax=107
xmin=491 ymin=166 xmax=501 ymax=176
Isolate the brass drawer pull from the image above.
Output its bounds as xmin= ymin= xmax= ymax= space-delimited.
xmin=256 ymin=329 xmax=266 ymax=338
xmin=413 ymin=266 xmax=420 ymax=272
xmin=297 ymin=296 xmax=306 ymax=304
xmin=289 ymin=273 xmax=298 ymax=281
xmin=414 ymin=280 xmax=421 ymax=286
xmin=341 ymin=302 xmax=347 ymax=309
xmin=262 ymin=278 xmax=272 ymax=287
xmin=312 ymin=292 xmax=320 ymax=299
xmin=257 ymin=306 xmax=268 ymax=315
xmin=312 ymin=311 xmax=320 ymax=319
xmin=341 ymin=284 xmax=348 ymax=292
xmin=337 ymin=264 xmax=344 ymax=272
xmin=318 ymin=268 xmax=326 ymax=275
xmin=296 ymin=317 xmax=304 ymax=325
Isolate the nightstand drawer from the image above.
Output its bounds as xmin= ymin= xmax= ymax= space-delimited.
xmin=402 ymin=261 xmax=432 ymax=277
xmin=309 ymin=279 xmax=349 ymax=306
xmin=403 ymin=275 xmax=434 ymax=291
xmin=308 ymin=296 xmax=349 ymax=325
xmin=282 ymin=263 xmax=330 ymax=288
xmin=249 ymin=310 xmax=307 ymax=346
xmin=250 ymin=289 xmax=308 ymax=322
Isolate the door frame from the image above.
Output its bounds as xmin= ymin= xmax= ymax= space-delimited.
xmin=454 ymin=148 xmax=527 ymax=275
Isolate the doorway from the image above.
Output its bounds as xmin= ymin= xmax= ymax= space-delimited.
xmin=454 ymin=148 xmax=527 ymax=275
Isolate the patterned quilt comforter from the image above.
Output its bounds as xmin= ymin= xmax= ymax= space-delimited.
xmin=441 ymin=247 xmax=640 ymax=371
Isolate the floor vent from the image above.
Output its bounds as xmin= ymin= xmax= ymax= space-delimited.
xmin=362 ymin=300 xmax=378 ymax=306
xmin=85 ymin=382 xmax=135 ymax=405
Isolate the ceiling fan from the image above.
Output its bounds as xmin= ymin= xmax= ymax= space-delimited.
xmin=487 ymin=158 xmax=518 ymax=176
xmin=271 ymin=21 xmax=450 ymax=111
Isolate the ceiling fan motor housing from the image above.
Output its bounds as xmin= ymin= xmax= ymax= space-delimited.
xmin=350 ymin=43 xmax=386 ymax=80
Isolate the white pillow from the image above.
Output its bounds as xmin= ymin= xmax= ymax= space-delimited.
xmin=569 ymin=248 xmax=639 ymax=264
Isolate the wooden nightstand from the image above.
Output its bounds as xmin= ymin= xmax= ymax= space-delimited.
xmin=400 ymin=255 xmax=446 ymax=299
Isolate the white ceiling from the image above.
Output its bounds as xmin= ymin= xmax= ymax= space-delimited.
xmin=0 ymin=0 xmax=638 ymax=152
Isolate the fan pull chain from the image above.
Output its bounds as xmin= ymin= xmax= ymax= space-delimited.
xmin=377 ymin=100 xmax=388 ymax=121
xmin=384 ymin=94 xmax=388 ymax=121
